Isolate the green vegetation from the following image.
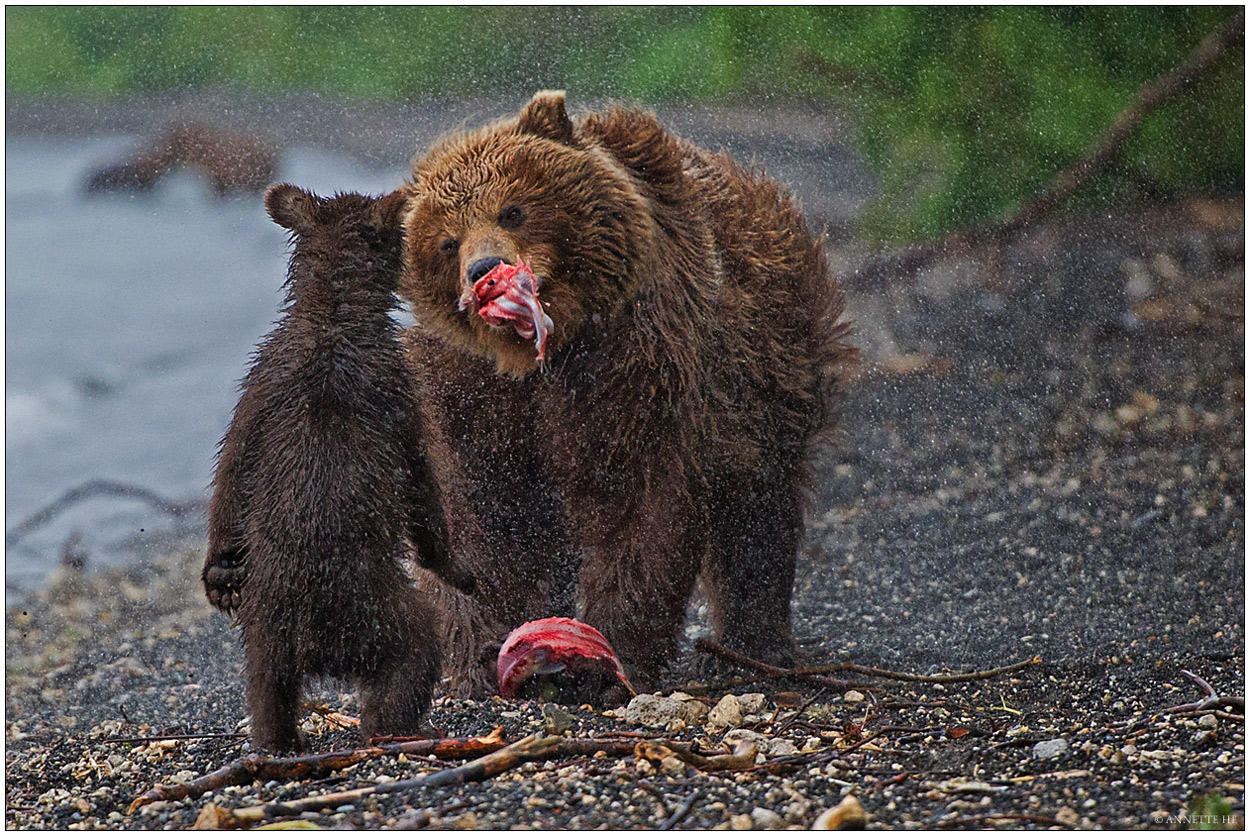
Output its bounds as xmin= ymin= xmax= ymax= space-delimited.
xmin=5 ymin=7 xmax=1242 ymax=240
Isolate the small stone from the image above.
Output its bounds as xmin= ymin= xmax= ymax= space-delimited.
xmin=1192 ymin=729 xmax=1217 ymax=747
xmin=660 ymin=756 xmax=687 ymax=777
xmin=730 ymin=813 xmax=754 ymax=830
xmin=842 ymin=690 xmax=865 ymax=703
xmin=708 ymin=694 xmax=744 ymax=730
xmin=1055 ymin=806 xmax=1080 ymax=826
xmin=1198 ymin=713 xmax=1218 ymax=729
xmin=750 ymin=807 xmax=784 ymax=830
xmin=1033 ymin=738 xmax=1069 ymax=759
xmin=811 ymin=796 xmax=868 ymax=830
xmin=636 ymin=758 xmax=656 ymax=776
xmin=739 ymin=693 xmax=767 ymax=714
xmin=621 ymin=694 xmax=686 ymax=727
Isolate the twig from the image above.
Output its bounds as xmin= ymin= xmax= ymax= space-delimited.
xmin=129 ymin=728 xmax=508 ymax=813
xmin=841 ymin=9 xmax=1245 ymax=293
xmin=636 ymin=739 xmax=758 ymax=772
xmin=1162 ymin=669 xmax=1245 ymax=715
xmin=659 ymin=790 xmax=700 ymax=830
xmin=6 ymin=479 xmax=206 ymax=547
xmin=773 ymin=688 xmax=829 ymax=736
xmin=103 ymin=732 xmax=246 ymax=744
xmin=194 ymin=732 xmax=565 ymax=828
xmin=795 ymin=656 xmax=1042 ymax=684
xmin=695 ymin=639 xmax=1039 ymax=688
xmin=693 ymin=640 xmax=883 ymax=693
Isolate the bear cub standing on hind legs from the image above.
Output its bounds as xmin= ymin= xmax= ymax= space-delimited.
xmin=401 ymin=91 xmax=856 ymax=697
xmin=202 ymin=184 xmax=473 ymax=752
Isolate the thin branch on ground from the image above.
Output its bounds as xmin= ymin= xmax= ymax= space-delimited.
xmin=6 ymin=479 xmax=206 ymax=547
xmin=840 ymin=9 xmax=1245 ymax=293
xmin=1163 ymin=669 xmax=1245 ymax=715
xmin=129 ymin=728 xmax=509 ymax=812
xmin=659 ymin=790 xmax=701 ymax=830
xmin=693 ymin=640 xmax=883 ymax=692
xmin=795 ymin=656 xmax=1042 ymax=684
xmin=695 ymin=639 xmax=1039 ymax=689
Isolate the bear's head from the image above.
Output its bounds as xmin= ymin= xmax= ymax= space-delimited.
xmin=402 ymin=91 xmax=654 ymax=377
xmin=265 ymin=184 xmax=408 ymax=300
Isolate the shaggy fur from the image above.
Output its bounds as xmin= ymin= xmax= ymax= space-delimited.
xmin=400 ymin=92 xmax=856 ymax=696
xmin=203 ymin=185 xmax=468 ymax=751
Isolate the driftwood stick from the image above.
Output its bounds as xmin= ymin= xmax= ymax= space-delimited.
xmin=841 ymin=9 xmax=1245 ymax=293
xmin=659 ymin=790 xmax=701 ymax=830
xmin=635 ymin=739 xmax=758 ymax=772
xmin=190 ymin=733 xmax=641 ymax=829
xmin=794 ymin=656 xmax=1043 ymax=684
xmin=194 ymin=732 xmax=560 ymax=828
xmin=1162 ymin=669 xmax=1245 ymax=715
xmin=129 ymin=728 xmax=507 ymax=813
xmin=6 ymin=479 xmax=206 ymax=547
xmin=694 ymin=639 xmax=881 ymax=692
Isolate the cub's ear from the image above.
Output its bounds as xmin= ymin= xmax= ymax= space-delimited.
xmin=264 ymin=183 xmax=318 ymax=234
xmin=368 ymin=190 xmax=408 ymax=232
xmin=517 ymin=90 xmax=574 ymax=145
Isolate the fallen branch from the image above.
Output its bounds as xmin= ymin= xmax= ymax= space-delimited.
xmin=795 ymin=656 xmax=1042 ymax=684
xmin=6 ymin=479 xmax=206 ymax=547
xmin=635 ymin=739 xmax=758 ymax=772
xmin=658 ymin=790 xmax=701 ymax=830
xmin=129 ymin=728 xmax=507 ymax=813
xmin=1163 ymin=669 xmax=1245 ymax=715
xmin=693 ymin=640 xmax=883 ymax=693
xmin=695 ymin=639 xmax=1039 ymax=689
xmin=841 ymin=9 xmax=1245 ymax=293
xmin=194 ymin=732 xmax=563 ymax=828
xmin=188 ymin=733 xmax=642 ymax=829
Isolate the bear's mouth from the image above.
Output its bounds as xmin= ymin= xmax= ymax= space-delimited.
xmin=458 ymin=260 xmax=554 ymax=361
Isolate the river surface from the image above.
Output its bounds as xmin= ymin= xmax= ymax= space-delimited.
xmin=5 ymin=136 xmax=405 ymax=595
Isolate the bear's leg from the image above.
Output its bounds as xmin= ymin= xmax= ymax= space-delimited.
xmin=358 ymin=587 xmax=443 ymax=740
xmin=413 ymin=341 xmax=574 ymax=695
xmin=242 ymin=629 xmax=303 ymax=752
xmin=574 ymin=472 xmax=707 ymax=691
xmin=703 ymin=466 xmax=801 ymax=667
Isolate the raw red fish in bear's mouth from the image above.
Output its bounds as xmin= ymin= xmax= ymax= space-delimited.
xmin=463 ymin=260 xmax=554 ymax=360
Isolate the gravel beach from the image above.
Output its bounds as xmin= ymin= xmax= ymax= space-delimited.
xmin=5 ymin=96 xmax=1244 ymax=830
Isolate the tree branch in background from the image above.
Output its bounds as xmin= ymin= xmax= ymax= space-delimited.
xmin=5 ymin=479 xmax=206 ymax=547
xmin=841 ymin=9 xmax=1245 ymax=293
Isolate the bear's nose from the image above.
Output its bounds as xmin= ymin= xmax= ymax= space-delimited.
xmin=466 ymin=257 xmax=507 ymax=285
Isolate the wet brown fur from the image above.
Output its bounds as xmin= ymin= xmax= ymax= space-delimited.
xmin=401 ymin=92 xmax=856 ymax=694
xmin=204 ymin=185 xmax=468 ymax=751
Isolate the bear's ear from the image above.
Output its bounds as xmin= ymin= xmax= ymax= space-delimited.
xmin=264 ymin=183 xmax=317 ymax=234
xmin=368 ymin=190 xmax=408 ymax=232
xmin=517 ymin=90 xmax=574 ymax=145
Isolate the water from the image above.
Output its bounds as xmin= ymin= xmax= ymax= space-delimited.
xmin=5 ymin=135 xmax=404 ymax=595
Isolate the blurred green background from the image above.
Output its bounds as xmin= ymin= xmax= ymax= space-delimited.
xmin=6 ymin=6 xmax=1243 ymax=240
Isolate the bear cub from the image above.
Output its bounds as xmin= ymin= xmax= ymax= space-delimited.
xmin=203 ymin=184 xmax=471 ymax=751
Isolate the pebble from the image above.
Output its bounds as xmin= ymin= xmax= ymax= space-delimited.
xmin=842 ymin=690 xmax=865 ymax=703
xmin=730 ymin=812 xmax=754 ymax=830
xmin=750 ymin=807 xmax=784 ymax=830
xmin=1033 ymin=738 xmax=1069 ymax=759
xmin=708 ymin=694 xmax=744 ymax=730
xmin=1198 ymin=713 xmax=1218 ymax=729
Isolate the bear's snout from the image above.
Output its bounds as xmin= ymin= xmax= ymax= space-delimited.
xmin=466 ymin=256 xmax=508 ymax=286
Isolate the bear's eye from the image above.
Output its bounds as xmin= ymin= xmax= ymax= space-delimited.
xmin=498 ymin=205 xmax=526 ymax=229
xmin=439 ymin=237 xmax=459 ymax=254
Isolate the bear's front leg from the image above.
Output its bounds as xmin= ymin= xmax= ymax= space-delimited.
xmin=572 ymin=465 xmax=707 ymax=692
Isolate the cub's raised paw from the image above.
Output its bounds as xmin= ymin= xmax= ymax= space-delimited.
xmin=202 ymin=548 xmax=247 ymax=615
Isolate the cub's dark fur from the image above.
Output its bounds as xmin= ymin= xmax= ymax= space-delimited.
xmin=203 ymin=184 xmax=469 ymax=751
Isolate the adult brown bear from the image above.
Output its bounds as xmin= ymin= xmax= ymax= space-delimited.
xmin=401 ymin=91 xmax=855 ymax=696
